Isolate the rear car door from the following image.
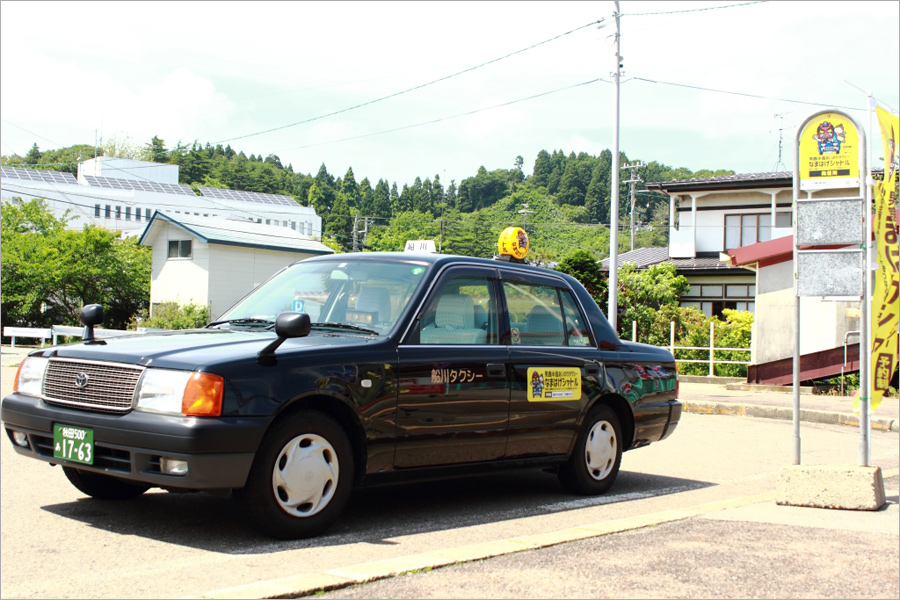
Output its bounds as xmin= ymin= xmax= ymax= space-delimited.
xmin=501 ymin=271 xmax=612 ymax=458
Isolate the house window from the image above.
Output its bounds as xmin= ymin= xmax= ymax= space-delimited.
xmin=125 ymin=207 xmax=131 ymax=220
xmin=725 ymin=212 xmax=792 ymax=250
xmin=104 ymin=205 xmax=111 ymax=218
xmin=115 ymin=206 xmax=122 ymax=219
xmin=94 ymin=204 xmax=101 ymax=218
xmin=135 ymin=210 xmax=141 ymax=222
xmin=167 ymin=240 xmax=192 ymax=259
xmin=682 ymin=284 xmax=755 ymax=318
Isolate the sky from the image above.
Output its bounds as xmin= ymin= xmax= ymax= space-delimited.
xmin=1 ymin=1 xmax=898 ymax=188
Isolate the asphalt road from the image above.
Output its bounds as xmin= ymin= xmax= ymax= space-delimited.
xmin=1 ymin=358 xmax=898 ymax=599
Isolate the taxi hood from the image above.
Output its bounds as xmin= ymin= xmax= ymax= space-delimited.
xmin=35 ymin=329 xmax=381 ymax=371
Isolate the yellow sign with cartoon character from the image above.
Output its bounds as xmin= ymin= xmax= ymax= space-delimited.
xmin=527 ymin=367 xmax=582 ymax=402
xmin=798 ymin=111 xmax=860 ymax=190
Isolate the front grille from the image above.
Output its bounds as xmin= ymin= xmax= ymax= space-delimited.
xmin=43 ymin=359 xmax=144 ymax=413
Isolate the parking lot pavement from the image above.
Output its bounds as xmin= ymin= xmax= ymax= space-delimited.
xmin=2 ymin=343 xmax=897 ymax=600
xmin=311 ymin=475 xmax=900 ymax=599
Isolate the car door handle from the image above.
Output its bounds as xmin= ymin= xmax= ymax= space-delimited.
xmin=583 ymin=363 xmax=601 ymax=377
xmin=486 ymin=363 xmax=506 ymax=377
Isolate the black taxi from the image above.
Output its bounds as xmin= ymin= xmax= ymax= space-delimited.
xmin=2 ymin=243 xmax=681 ymax=539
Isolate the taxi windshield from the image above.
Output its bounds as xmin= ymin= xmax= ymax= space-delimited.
xmin=214 ymin=258 xmax=431 ymax=336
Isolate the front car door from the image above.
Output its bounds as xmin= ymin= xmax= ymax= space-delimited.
xmin=395 ymin=266 xmax=510 ymax=468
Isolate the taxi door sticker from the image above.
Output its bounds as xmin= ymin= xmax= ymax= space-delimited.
xmin=527 ymin=367 xmax=582 ymax=402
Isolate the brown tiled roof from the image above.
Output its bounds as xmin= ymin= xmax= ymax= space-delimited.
xmin=600 ymin=247 xmax=751 ymax=274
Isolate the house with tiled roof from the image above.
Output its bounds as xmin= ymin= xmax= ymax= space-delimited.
xmin=603 ymin=170 xmax=876 ymax=383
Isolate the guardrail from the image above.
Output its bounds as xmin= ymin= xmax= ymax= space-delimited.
xmin=3 ymin=327 xmax=52 ymax=348
xmin=3 ymin=325 xmax=168 ymax=347
xmin=631 ymin=320 xmax=752 ymax=376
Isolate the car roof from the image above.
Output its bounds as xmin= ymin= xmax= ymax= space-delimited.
xmin=296 ymin=251 xmax=562 ymax=277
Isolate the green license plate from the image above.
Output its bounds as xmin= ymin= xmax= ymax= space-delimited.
xmin=53 ymin=424 xmax=94 ymax=465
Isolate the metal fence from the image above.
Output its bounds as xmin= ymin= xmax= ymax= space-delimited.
xmin=630 ymin=320 xmax=752 ymax=376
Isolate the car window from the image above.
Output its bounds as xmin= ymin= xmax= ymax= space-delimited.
xmin=216 ymin=259 xmax=428 ymax=335
xmin=418 ymin=275 xmax=498 ymax=345
xmin=504 ymin=281 xmax=566 ymax=346
xmin=560 ymin=289 xmax=592 ymax=346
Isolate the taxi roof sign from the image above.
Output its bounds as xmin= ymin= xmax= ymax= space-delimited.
xmin=498 ymin=227 xmax=529 ymax=261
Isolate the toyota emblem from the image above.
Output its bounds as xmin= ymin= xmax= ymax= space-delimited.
xmin=74 ymin=373 xmax=89 ymax=389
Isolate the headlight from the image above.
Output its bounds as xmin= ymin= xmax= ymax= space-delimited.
xmin=135 ymin=369 xmax=223 ymax=417
xmin=14 ymin=357 xmax=49 ymax=397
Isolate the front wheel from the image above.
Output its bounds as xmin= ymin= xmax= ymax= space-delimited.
xmin=237 ymin=410 xmax=354 ymax=539
xmin=62 ymin=467 xmax=150 ymax=500
xmin=558 ymin=404 xmax=622 ymax=495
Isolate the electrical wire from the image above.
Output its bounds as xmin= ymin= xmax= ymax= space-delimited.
xmin=213 ymin=18 xmax=605 ymax=145
xmin=620 ymin=1 xmax=769 ymax=17
xmin=631 ymin=77 xmax=865 ymax=113
xmin=277 ymin=78 xmax=606 ymax=152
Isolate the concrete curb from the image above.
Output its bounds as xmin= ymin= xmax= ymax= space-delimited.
xmin=188 ymin=492 xmax=777 ymax=599
xmin=682 ymin=400 xmax=898 ymax=433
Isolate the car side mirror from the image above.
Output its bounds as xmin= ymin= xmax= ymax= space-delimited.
xmin=258 ymin=312 xmax=311 ymax=362
xmin=80 ymin=304 xmax=105 ymax=344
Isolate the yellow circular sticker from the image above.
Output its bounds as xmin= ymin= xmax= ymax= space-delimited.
xmin=498 ymin=227 xmax=529 ymax=260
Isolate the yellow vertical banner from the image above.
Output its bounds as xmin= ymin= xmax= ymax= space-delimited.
xmin=871 ymin=105 xmax=899 ymax=412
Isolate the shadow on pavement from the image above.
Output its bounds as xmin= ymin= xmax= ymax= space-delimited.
xmin=39 ymin=468 xmax=713 ymax=554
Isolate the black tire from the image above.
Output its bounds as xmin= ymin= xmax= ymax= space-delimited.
xmin=62 ymin=467 xmax=150 ymax=500
xmin=558 ymin=404 xmax=623 ymax=495
xmin=236 ymin=410 xmax=354 ymax=539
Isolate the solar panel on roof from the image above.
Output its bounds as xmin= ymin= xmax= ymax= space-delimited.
xmin=83 ymin=175 xmax=195 ymax=195
xmin=198 ymin=187 xmax=295 ymax=206
xmin=1 ymin=166 xmax=77 ymax=184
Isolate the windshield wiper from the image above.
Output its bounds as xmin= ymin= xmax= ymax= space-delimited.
xmin=310 ymin=322 xmax=378 ymax=335
xmin=207 ymin=317 xmax=275 ymax=329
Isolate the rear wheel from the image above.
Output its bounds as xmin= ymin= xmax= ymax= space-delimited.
xmin=237 ymin=410 xmax=354 ymax=539
xmin=558 ymin=404 xmax=622 ymax=495
xmin=62 ymin=467 xmax=150 ymax=500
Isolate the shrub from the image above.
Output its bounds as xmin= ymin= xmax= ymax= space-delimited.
xmin=130 ymin=302 xmax=210 ymax=330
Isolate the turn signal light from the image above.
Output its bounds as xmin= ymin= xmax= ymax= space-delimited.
xmin=182 ymin=373 xmax=224 ymax=416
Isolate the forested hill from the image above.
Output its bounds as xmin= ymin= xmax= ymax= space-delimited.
xmin=4 ymin=138 xmax=734 ymax=261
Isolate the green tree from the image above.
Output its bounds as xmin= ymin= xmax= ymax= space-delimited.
xmin=555 ymin=250 xmax=607 ymax=305
xmin=1 ymin=198 xmax=151 ymax=331
xmin=24 ymin=143 xmax=42 ymax=165
xmin=616 ymin=262 xmax=689 ymax=339
xmin=325 ymin=193 xmax=353 ymax=249
xmin=144 ymin=136 xmax=169 ymax=163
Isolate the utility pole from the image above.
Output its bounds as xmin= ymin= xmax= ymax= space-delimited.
xmin=352 ymin=215 xmax=359 ymax=252
xmin=621 ymin=161 xmax=645 ymax=251
xmin=607 ymin=1 xmax=622 ymax=331
xmin=517 ymin=202 xmax=534 ymax=229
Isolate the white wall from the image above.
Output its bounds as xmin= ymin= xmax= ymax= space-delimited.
xmin=79 ymin=157 xmax=179 ymax=184
xmin=752 ymin=260 xmax=860 ymax=365
xmin=145 ymin=223 xmax=211 ymax=312
xmin=206 ymin=245 xmax=310 ymax=319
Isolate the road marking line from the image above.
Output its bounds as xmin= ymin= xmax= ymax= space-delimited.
xmin=190 ymin=492 xmax=775 ymax=599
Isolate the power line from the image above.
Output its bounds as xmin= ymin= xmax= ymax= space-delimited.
xmin=620 ymin=1 xmax=769 ymax=17
xmin=631 ymin=77 xmax=865 ymax=112
xmin=214 ymin=19 xmax=605 ymax=145
xmin=277 ymin=78 xmax=606 ymax=152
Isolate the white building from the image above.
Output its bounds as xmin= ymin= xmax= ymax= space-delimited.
xmin=1 ymin=157 xmax=322 ymax=238
xmin=138 ymin=212 xmax=334 ymax=320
